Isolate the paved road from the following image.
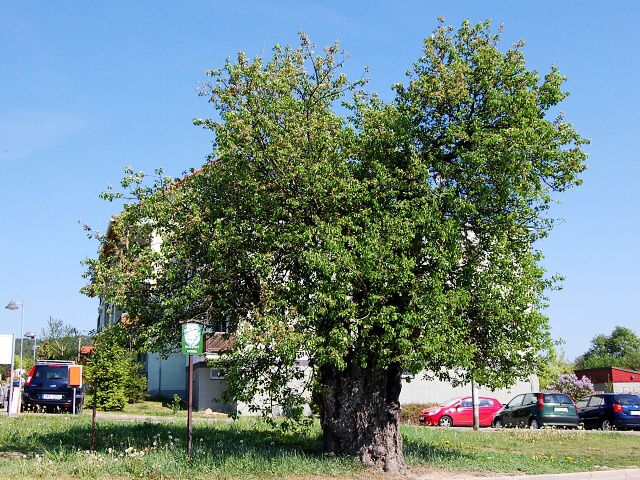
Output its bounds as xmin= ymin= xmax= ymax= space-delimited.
xmin=411 ymin=468 xmax=640 ymax=480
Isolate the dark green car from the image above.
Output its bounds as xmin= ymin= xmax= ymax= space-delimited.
xmin=493 ymin=392 xmax=579 ymax=429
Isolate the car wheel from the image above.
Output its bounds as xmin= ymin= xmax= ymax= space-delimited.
xmin=438 ymin=416 xmax=453 ymax=427
xmin=601 ymin=418 xmax=612 ymax=431
xmin=529 ymin=418 xmax=540 ymax=430
xmin=493 ymin=418 xmax=503 ymax=428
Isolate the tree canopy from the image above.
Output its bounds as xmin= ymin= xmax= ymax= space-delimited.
xmin=84 ymin=20 xmax=587 ymax=472
xmin=38 ymin=317 xmax=81 ymax=361
xmin=575 ymin=326 xmax=640 ymax=371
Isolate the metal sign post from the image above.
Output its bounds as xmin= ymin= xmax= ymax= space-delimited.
xmin=187 ymin=354 xmax=193 ymax=455
xmin=2 ymin=334 xmax=16 ymax=417
xmin=181 ymin=323 xmax=203 ymax=456
xmin=471 ymin=377 xmax=480 ymax=430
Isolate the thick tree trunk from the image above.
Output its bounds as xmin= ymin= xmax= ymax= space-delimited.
xmin=317 ymin=361 xmax=406 ymax=474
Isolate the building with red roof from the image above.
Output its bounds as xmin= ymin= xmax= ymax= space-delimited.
xmin=574 ymin=366 xmax=640 ymax=395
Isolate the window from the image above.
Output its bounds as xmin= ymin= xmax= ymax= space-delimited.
xmin=34 ymin=366 xmax=69 ymax=382
xmin=523 ymin=393 xmax=537 ymax=405
xmin=614 ymin=395 xmax=640 ymax=406
xmin=460 ymin=399 xmax=473 ymax=408
xmin=211 ymin=319 xmax=231 ymax=333
xmin=543 ymin=393 xmax=573 ymax=405
xmin=575 ymin=397 xmax=589 ymax=409
xmin=588 ymin=396 xmax=604 ymax=407
xmin=507 ymin=395 xmax=525 ymax=408
xmin=209 ymin=368 xmax=225 ymax=380
xmin=479 ymin=399 xmax=493 ymax=407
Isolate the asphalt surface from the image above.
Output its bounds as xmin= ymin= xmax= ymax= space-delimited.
xmin=412 ymin=469 xmax=640 ymax=480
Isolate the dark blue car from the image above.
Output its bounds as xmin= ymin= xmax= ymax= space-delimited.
xmin=576 ymin=393 xmax=640 ymax=430
xmin=22 ymin=361 xmax=83 ymax=413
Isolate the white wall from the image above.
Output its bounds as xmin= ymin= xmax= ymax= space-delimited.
xmin=193 ymin=359 xmax=313 ymax=416
xmin=400 ymin=374 xmax=539 ymax=405
xmin=612 ymin=383 xmax=640 ymax=395
xmin=146 ymin=352 xmax=187 ymax=399
xmin=189 ymin=359 xmax=540 ymax=413
xmin=193 ymin=365 xmax=236 ymax=413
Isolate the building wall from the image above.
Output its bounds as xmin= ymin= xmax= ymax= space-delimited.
xmin=575 ymin=367 xmax=640 ymax=385
xmin=96 ymin=298 xmax=122 ymax=332
xmin=192 ymin=360 xmax=313 ymax=416
xmin=613 ymin=382 xmax=640 ymax=395
xmin=593 ymin=382 xmax=640 ymax=395
xmin=400 ymin=374 xmax=539 ymax=405
xmin=146 ymin=352 xmax=187 ymax=400
xmin=192 ymin=365 xmax=236 ymax=413
xmin=190 ymin=363 xmax=538 ymax=414
xmin=611 ymin=369 xmax=640 ymax=383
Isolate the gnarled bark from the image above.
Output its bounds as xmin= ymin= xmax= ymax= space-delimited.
xmin=317 ymin=361 xmax=405 ymax=474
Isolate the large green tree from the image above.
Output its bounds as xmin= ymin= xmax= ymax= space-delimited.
xmin=84 ymin=20 xmax=587 ymax=472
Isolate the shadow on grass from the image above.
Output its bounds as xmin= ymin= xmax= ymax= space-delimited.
xmin=2 ymin=419 xmax=318 ymax=458
xmin=1 ymin=417 xmax=465 ymax=466
xmin=403 ymin=440 xmax=468 ymax=464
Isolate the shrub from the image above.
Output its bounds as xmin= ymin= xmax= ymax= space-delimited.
xmin=124 ymin=356 xmax=148 ymax=404
xmin=85 ymin=325 xmax=147 ymax=410
xmin=170 ymin=394 xmax=182 ymax=414
xmin=400 ymin=403 xmax=437 ymax=424
xmin=85 ymin=336 xmax=128 ymax=411
xmin=546 ymin=373 xmax=594 ymax=401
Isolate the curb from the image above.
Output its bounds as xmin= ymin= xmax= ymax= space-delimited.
xmin=459 ymin=468 xmax=640 ymax=480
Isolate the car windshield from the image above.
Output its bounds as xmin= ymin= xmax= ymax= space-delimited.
xmin=543 ymin=393 xmax=573 ymax=405
xmin=614 ymin=395 xmax=640 ymax=406
xmin=441 ymin=397 xmax=462 ymax=407
xmin=34 ymin=366 xmax=69 ymax=382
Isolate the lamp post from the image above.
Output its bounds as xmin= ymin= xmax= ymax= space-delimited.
xmin=5 ymin=301 xmax=24 ymax=381
xmin=24 ymin=331 xmax=36 ymax=363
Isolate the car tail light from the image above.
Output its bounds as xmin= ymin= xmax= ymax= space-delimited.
xmin=537 ymin=393 xmax=545 ymax=409
xmin=25 ymin=366 xmax=36 ymax=386
xmin=613 ymin=403 xmax=624 ymax=413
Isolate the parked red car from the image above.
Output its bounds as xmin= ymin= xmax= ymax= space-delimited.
xmin=419 ymin=396 xmax=502 ymax=427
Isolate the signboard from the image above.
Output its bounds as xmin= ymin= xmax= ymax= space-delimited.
xmin=69 ymin=365 xmax=83 ymax=388
xmin=0 ymin=334 xmax=14 ymax=364
xmin=181 ymin=323 xmax=203 ymax=355
xmin=8 ymin=387 xmax=21 ymax=414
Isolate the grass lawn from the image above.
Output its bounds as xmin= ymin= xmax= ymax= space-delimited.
xmin=0 ymin=414 xmax=638 ymax=479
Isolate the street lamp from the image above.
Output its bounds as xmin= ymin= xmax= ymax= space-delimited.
xmin=5 ymin=300 xmax=24 ymax=381
xmin=24 ymin=331 xmax=36 ymax=363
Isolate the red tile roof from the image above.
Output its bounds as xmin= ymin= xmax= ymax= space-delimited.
xmin=205 ymin=332 xmax=235 ymax=353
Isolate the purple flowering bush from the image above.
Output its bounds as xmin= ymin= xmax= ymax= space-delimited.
xmin=546 ymin=373 xmax=594 ymax=401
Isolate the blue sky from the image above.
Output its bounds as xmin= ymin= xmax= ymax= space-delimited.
xmin=1 ymin=1 xmax=638 ymax=360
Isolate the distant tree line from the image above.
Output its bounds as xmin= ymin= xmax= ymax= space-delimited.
xmin=574 ymin=326 xmax=640 ymax=372
xmin=540 ymin=326 xmax=640 ymax=390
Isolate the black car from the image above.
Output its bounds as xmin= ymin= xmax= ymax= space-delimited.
xmin=493 ymin=392 xmax=579 ymax=429
xmin=22 ymin=361 xmax=83 ymax=413
xmin=576 ymin=393 xmax=640 ymax=430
